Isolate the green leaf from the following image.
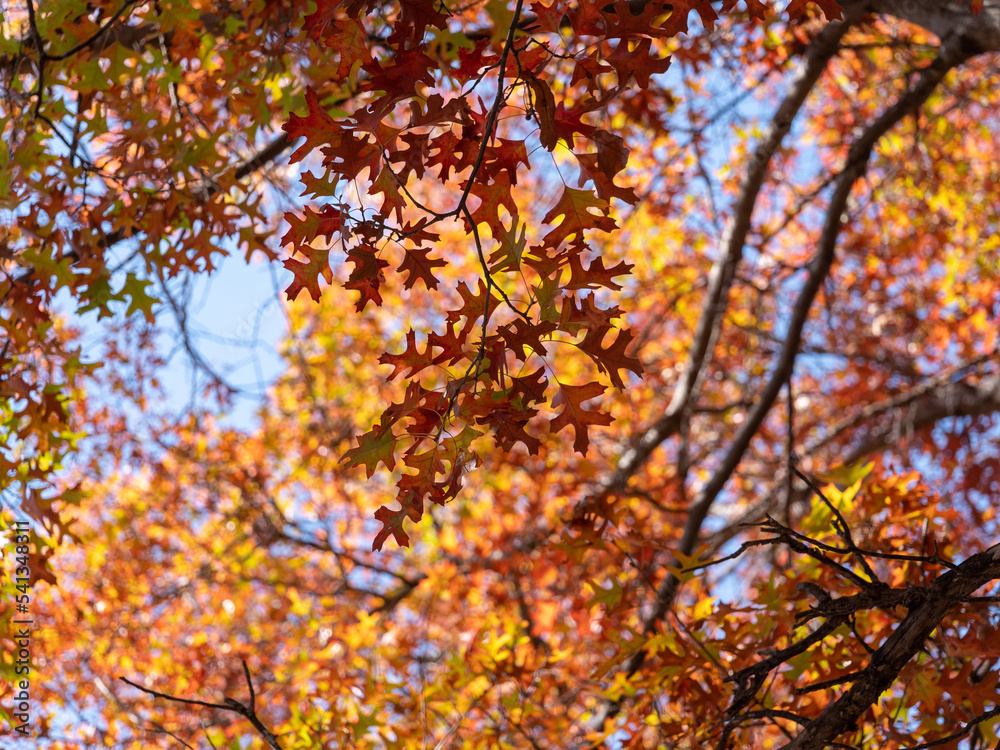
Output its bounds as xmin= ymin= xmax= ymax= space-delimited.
xmin=342 ymin=427 xmax=397 ymax=478
xmin=120 ymin=274 xmax=159 ymax=322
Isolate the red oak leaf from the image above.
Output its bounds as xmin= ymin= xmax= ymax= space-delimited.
xmin=549 ymin=381 xmax=613 ymax=453
xmin=379 ymin=329 xmax=437 ymax=381
xmin=320 ymin=19 xmax=373 ymax=78
xmin=482 ymin=139 xmax=531 ymax=186
xmin=552 ymin=101 xmax=598 ymax=146
xmin=578 ymin=326 xmax=644 ymax=389
xmin=559 ymin=294 xmax=622 ymax=331
xmin=511 ymin=367 xmax=549 ymax=407
xmin=593 ymin=129 xmax=630 ymax=176
xmin=428 ymin=324 xmax=466 ymax=366
xmin=489 ymin=220 xmax=527 ymax=272
xmin=473 ymin=402 xmax=542 ymax=455
xmin=528 ymin=75 xmax=559 ymax=151
xmin=322 ymin=128 xmax=382 ymax=180
xmin=402 ymin=446 xmax=446 ymax=478
xmin=345 ymin=244 xmax=389 ymax=311
xmin=283 ymin=87 xmax=340 ymax=162
xmin=469 ymin=173 xmax=517 ymax=233
xmin=381 ymin=381 xmax=435 ymax=432
xmin=390 ymin=131 xmax=432 ymax=182
xmin=369 ymin=167 xmax=407 ymax=224
xmin=342 ymin=425 xmax=397 ymax=478
xmin=500 ymin=318 xmax=557 ymax=361
xmin=302 ymin=0 xmax=339 ymax=41
xmin=299 ymin=170 xmax=341 ymax=199
xmin=283 ymin=246 xmax=332 ymax=302
xmin=600 ymin=0 xmax=677 ymax=39
xmin=396 ymin=472 xmax=447 ymax=511
xmin=527 ymin=0 xmax=568 ymax=33
xmin=454 ymin=38 xmax=498 ymax=81
xmin=372 ymin=503 xmax=418 ymax=551
xmin=427 ymin=131 xmax=477 ymax=180
xmin=389 ymin=0 xmax=449 ymax=45
xmin=446 ymin=279 xmax=500 ymax=330
xmin=399 ymin=219 xmax=441 ymax=246
xmin=576 ymin=152 xmax=639 ymax=204
xmin=398 ymin=246 xmax=447 ymax=290
xmin=407 ymin=94 xmax=471 ymax=128
xmin=606 ymin=38 xmax=672 ymax=88
xmin=362 ymin=48 xmax=437 ymax=103
xmin=566 ymin=254 xmax=633 ymax=291
xmin=542 ymin=187 xmax=617 ymax=249
xmin=280 ymin=205 xmax=342 ymax=250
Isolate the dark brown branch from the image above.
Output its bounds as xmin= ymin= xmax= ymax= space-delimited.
xmin=581 ymin=12 xmax=871 ymax=738
xmin=789 ymin=465 xmax=878 ymax=584
xmin=780 ymin=543 xmax=1000 ymax=749
xmin=594 ymin=5 xmax=869 ymax=503
xmin=839 ymin=372 xmax=1000 ymax=466
xmin=863 ymin=0 xmax=1000 ymax=53
xmin=901 ymin=704 xmax=1000 ymax=750
xmin=804 ymin=348 xmax=998 ymax=458
xmin=726 ymin=618 xmax=845 ymax=718
xmin=120 ymin=659 xmax=283 ymax=750
xmin=586 ymin=27 xmax=973 ymax=739
xmin=794 ymin=670 xmax=863 ymax=695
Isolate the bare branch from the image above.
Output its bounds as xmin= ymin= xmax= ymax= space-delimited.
xmin=120 ymin=663 xmax=284 ymax=750
xmin=585 ymin=30 xmax=973 ymax=738
xmin=780 ymin=543 xmax=1000 ymax=749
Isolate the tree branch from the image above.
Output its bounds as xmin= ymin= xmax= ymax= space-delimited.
xmin=584 ymin=29 xmax=973 ymax=739
xmin=120 ymin=659 xmax=283 ymax=750
xmin=596 ymin=0 xmax=869 ymax=502
xmin=863 ymin=0 xmax=1000 ymax=53
xmin=781 ymin=543 xmax=1000 ymax=749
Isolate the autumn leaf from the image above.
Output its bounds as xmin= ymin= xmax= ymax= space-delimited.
xmin=281 ymin=205 xmax=343 ymax=251
xmin=372 ymin=503 xmax=413 ymax=551
xmin=342 ymin=425 xmax=397 ymax=478
xmin=283 ymin=246 xmax=333 ymax=302
xmin=549 ymin=381 xmax=613 ymax=453
xmin=528 ymin=74 xmax=559 ymax=151
xmin=379 ymin=329 xmax=437 ymax=381
xmin=578 ymin=326 xmax=644 ymax=389
xmin=398 ymin=246 xmax=447 ymax=290
xmin=283 ymin=87 xmax=341 ymax=162
xmin=345 ymin=245 xmax=390 ymax=311
xmin=542 ymin=187 xmax=618 ymax=248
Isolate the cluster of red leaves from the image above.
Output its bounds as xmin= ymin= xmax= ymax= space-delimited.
xmin=281 ymin=0 xmax=839 ymax=549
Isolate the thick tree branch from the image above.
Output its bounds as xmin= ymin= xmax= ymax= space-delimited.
xmin=839 ymin=371 xmax=1000 ymax=465
xmin=585 ymin=33 xmax=972 ymax=740
xmin=864 ymin=0 xmax=1000 ymax=53
xmin=780 ymin=543 xmax=1000 ymax=750
xmin=705 ymin=358 xmax=1000 ymax=557
xmin=658 ymin=32 xmax=973 ymax=611
xmin=806 ymin=349 xmax=998 ymax=457
xmin=712 ymin=515 xmax=999 ymax=749
xmin=598 ymin=3 xmax=869 ymax=500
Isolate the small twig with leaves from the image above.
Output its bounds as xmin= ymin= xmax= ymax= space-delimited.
xmin=120 ymin=659 xmax=283 ymax=749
